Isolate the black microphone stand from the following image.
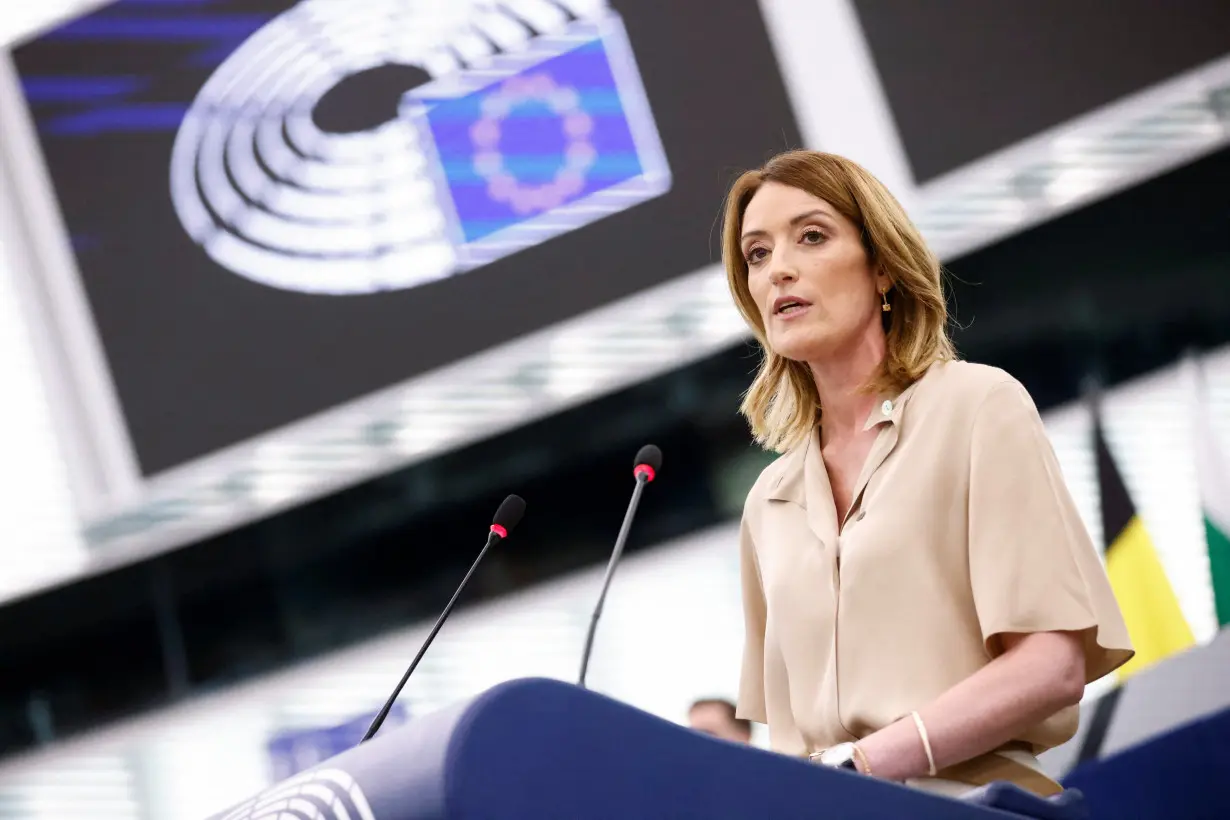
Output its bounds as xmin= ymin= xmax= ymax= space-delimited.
xmin=578 ymin=467 xmax=653 ymax=689
xmin=360 ymin=494 xmax=524 ymax=743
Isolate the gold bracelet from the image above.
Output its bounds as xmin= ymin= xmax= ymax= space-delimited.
xmin=910 ymin=711 xmax=938 ymax=777
xmin=851 ymin=744 xmax=872 ymax=777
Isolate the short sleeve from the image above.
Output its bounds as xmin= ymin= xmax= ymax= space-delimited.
xmin=736 ymin=514 xmax=768 ymax=723
xmin=968 ymin=379 xmax=1134 ymax=683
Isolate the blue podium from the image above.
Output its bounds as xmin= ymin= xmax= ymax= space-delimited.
xmin=208 ymin=678 xmax=1069 ymax=819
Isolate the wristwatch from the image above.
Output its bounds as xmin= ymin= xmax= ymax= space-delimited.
xmin=811 ymin=742 xmax=859 ymax=771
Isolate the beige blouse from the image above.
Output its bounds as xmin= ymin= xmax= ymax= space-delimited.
xmin=736 ymin=360 xmax=1133 ymax=758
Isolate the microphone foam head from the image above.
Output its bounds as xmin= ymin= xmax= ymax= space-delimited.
xmin=633 ymin=444 xmax=662 ymax=481
xmin=492 ymin=494 xmax=526 ymax=535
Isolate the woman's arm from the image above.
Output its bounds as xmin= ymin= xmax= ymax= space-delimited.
xmin=854 ymin=630 xmax=1086 ymax=781
xmin=853 ymin=378 xmax=1130 ymax=781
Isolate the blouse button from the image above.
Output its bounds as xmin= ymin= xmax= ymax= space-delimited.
xmin=881 ymin=399 xmax=893 ymax=416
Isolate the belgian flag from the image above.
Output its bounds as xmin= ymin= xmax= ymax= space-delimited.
xmin=1094 ymin=411 xmax=1195 ymax=680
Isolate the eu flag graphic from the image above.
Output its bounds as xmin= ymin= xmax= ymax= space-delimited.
xmin=406 ymin=14 xmax=670 ymax=270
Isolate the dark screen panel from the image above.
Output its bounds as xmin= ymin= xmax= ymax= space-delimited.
xmin=853 ymin=0 xmax=1230 ymax=182
xmin=11 ymin=0 xmax=800 ymax=475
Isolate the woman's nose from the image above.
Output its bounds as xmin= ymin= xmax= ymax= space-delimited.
xmin=768 ymin=262 xmax=797 ymax=286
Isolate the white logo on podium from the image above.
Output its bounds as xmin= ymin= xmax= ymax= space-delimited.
xmin=216 ymin=768 xmax=376 ymax=820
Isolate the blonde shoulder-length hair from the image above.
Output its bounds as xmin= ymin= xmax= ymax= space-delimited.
xmin=722 ymin=150 xmax=956 ymax=453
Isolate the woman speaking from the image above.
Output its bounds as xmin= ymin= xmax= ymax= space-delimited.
xmin=724 ymin=150 xmax=1133 ymax=797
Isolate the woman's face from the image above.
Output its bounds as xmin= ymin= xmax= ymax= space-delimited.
xmin=740 ymin=181 xmax=888 ymax=364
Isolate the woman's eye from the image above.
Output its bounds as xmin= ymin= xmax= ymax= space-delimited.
xmin=801 ymin=228 xmax=825 ymax=244
xmin=745 ymin=247 xmax=767 ymax=264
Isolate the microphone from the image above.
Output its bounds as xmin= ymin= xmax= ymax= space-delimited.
xmin=360 ymin=494 xmax=526 ymax=743
xmin=578 ymin=444 xmax=662 ymax=688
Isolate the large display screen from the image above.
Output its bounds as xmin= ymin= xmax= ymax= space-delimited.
xmin=12 ymin=0 xmax=800 ymax=476
xmin=852 ymin=0 xmax=1230 ymax=183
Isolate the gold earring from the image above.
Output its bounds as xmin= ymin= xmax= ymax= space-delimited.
xmin=881 ymin=289 xmax=891 ymax=312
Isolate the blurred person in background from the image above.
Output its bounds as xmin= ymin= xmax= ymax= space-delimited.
xmin=721 ymin=150 xmax=1133 ymax=798
xmin=688 ymin=697 xmax=752 ymax=744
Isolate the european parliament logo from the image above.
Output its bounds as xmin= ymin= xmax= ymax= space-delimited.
xmin=169 ymin=0 xmax=670 ymax=295
xmin=211 ymin=768 xmax=376 ymax=820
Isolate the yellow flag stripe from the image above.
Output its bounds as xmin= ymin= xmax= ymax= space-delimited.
xmin=1105 ymin=516 xmax=1195 ymax=680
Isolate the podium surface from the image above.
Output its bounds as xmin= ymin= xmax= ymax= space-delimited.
xmin=209 ymin=677 xmax=1032 ymax=819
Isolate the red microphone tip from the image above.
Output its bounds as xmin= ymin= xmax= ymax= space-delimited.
xmin=633 ymin=464 xmax=656 ymax=482
xmin=490 ymin=523 xmax=508 ymax=539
